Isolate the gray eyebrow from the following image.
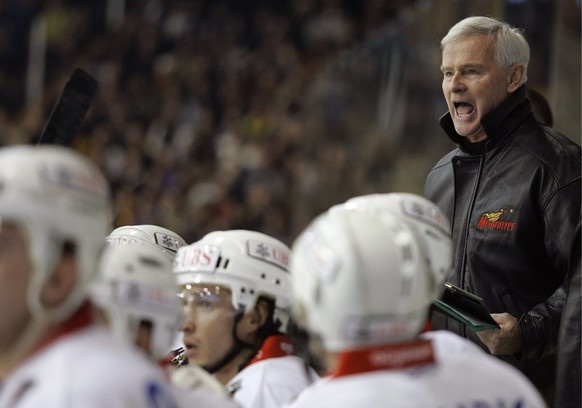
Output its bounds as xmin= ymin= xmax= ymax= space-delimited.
xmin=440 ymin=63 xmax=484 ymax=73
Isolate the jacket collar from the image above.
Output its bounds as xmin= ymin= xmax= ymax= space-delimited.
xmin=439 ymin=85 xmax=531 ymax=154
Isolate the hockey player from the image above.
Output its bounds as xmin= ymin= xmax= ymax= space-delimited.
xmin=93 ymin=225 xmax=238 ymax=407
xmin=96 ymin=224 xmax=187 ymax=360
xmin=0 ymin=145 xmax=178 ymax=407
xmin=173 ymin=230 xmax=319 ymax=408
xmin=286 ymin=193 xmax=545 ymax=407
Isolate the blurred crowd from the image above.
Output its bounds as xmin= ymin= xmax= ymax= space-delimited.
xmin=0 ymin=0 xmax=566 ymax=245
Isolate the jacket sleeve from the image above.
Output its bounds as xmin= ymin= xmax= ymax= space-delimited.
xmin=518 ymin=178 xmax=581 ymax=360
xmin=517 ymin=283 xmax=565 ymax=360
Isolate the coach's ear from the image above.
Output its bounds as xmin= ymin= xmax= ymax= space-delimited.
xmin=40 ymin=245 xmax=77 ymax=308
xmin=507 ymin=64 xmax=525 ymax=93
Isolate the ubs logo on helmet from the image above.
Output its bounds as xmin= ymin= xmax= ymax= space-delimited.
xmin=247 ymin=240 xmax=289 ymax=271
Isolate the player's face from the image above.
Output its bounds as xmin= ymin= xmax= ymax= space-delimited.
xmin=180 ymin=284 xmax=237 ymax=368
xmin=441 ymin=35 xmax=516 ymax=143
xmin=0 ymin=221 xmax=33 ymax=352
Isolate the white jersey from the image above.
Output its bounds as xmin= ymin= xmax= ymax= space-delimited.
xmin=0 ymin=325 xmax=179 ymax=408
xmin=170 ymin=363 xmax=230 ymax=398
xmin=169 ymin=364 xmax=240 ymax=408
xmin=226 ymin=335 xmax=319 ymax=408
xmin=285 ymin=333 xmax=545 ymax=408
xmin=420 ymin=329 xmax=486 ymax=358
xmin=171 ymin=386 xmax=241 ymax=408
xmin=228 ymin=355 xmax=317 ymax=408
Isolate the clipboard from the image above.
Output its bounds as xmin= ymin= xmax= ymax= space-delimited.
xmin=432 ymin=282 xmax=500 ymax=332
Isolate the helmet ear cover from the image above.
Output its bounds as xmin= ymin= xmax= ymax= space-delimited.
xmin=0 ymin=145 xmax=112 ymax=323
xmin=253 ymin=295 xmax=280 ymax=341
xmin=222 ymin=295 xmax=280 ymax=373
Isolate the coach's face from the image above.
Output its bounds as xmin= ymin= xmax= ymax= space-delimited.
xmin=441 ymin=34 xmax=524 ymax=143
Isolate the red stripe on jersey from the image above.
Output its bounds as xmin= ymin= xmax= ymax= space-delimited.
xmin=333 ymin=339 xmax=436 ymax=378
xmin=248 ymin=334 xmax=294 ymax=366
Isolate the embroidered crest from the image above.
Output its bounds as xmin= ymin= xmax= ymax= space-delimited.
xmin=476 ymin=208 xmax=516 ymax=231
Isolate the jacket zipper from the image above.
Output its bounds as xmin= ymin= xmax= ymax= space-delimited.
xmin=455 ymin=155 xmax=484 ymax=338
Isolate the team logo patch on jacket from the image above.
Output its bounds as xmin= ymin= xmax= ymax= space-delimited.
xmin=476 ymin=208 xmax=516 ymax=231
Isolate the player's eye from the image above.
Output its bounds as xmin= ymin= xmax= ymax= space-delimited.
xmin=194 ymin=299 xmax=215 ymax=311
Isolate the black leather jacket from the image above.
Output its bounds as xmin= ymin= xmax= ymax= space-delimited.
xmin=425 ymin=85 xmax=581 ymax=390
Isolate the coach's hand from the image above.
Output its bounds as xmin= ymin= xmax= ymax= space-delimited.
xmin=476 ymin=313 xmax=522 ymax=355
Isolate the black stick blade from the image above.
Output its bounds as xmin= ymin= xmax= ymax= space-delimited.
xmin=37 ymin=68 xmax=98 ymax=146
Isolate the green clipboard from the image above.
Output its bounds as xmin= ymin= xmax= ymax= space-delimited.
xmin=433 ymin=282 xmax=501 ymax=332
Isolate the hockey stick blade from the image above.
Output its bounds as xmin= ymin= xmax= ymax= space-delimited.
xmin=37 ymin=67 xmax=98 ymax=146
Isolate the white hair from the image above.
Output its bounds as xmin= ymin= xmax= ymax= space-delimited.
xmin=441 ymin=16 xmax=530 ymax=85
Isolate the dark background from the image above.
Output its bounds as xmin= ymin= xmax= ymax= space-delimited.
xmin=0 ymin=0 xmax=579 ymax=244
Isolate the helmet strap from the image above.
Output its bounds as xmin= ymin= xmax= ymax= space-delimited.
xmin=202 ymin=310 xmax=254 ymax=374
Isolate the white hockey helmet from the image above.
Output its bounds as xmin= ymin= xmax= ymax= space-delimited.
xmin=92 ymin=243 xmax=183 ymax=360
xmin=173 ymin=230 xmax=292 ymax=332
xmin=335 ymin=192 xmax=452 ymax=295
xmin=105 ymin=224 xmax=187 ymax=264
xmin=290 ymin=196 xmax=452 ymax=351
xmin=0 ymin=145 xmax=112 ymax=322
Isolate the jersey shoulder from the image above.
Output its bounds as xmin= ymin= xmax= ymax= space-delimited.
xmin=0 ymin=325 xmax=178 ymax=408
xmin=229 ymin=356 xmax=317 ymax=408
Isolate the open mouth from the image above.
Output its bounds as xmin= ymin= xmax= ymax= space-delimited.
xmin=454 ymin=102 xmax=474 ymax=117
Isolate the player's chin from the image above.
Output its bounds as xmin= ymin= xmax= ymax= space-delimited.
xmin=186 ymin=355 xmax=209 ymax=368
